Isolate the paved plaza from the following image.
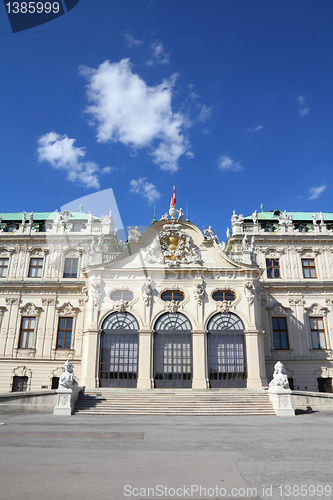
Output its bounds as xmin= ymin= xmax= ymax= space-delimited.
xmin=0 ymin=410 xmax=332 ymax=500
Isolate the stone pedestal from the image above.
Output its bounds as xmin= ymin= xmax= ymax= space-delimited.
xmin=53 ymin=386 xmax=81 ymax=416
xmin=268 ymin=386 xmax=295 ymax=416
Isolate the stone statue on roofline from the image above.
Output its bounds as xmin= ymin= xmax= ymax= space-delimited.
xmin=22 ymin=212 xmax=26 ymax=225
xmin=252 ymin=210 xmax=258 ymax=224
xmin=312 ymin=213 xmax=318 ymax=226
xmin=97 ymin=233 xmax=104 ymax=251
xmin=178 ymin=208 xmax=184 ymax=220
xmin=87 ymin=211 xmax=94 ymax=224
xmin=203 ymin=226 xmax=219 ymax=243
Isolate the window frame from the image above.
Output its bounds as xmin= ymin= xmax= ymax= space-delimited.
xmin=212 ymin=290 xmax=236 ymax=302
xmin=309 ymin=317 xmax=327 ymax=349
xmin=0 ymin=257 xmax=9 ymax=278
xmin=301 ymin=258 xmax=317 ymax=278
xmin=272 ymin=316 xmax=289 ymax=350
xmin=28 ymin=257 xmax=44 ymax=278
xmin=12 ymin=376 xmax=28 ymax=392
xmin=160 ymin=290 xmax=185 ymax=302
xmin=266 ymin=258 xmax=281 ymax=279
xmin=19 ymin=316 xmax=36 ymax=349
xmin=56 ymin=316 xmax=73 ymax=350
xmin=110 ymin=290 xmax=134 ymax=302
xmin=63 ymin=257 xmax=79 ymax=278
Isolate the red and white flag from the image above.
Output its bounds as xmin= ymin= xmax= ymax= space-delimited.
xmin=170 ymin=186 xmax=176 ymax=207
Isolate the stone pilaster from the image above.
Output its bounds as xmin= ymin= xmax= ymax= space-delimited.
xmin=192 ymin=330 xmax=209 ymax=389
xmin=80 ymin=328 xmax=100 ymax=389
xmin=245 ymin=329 xmax=268 ymax=389
xmin=137 ymin=330 xmax=154 ymax=389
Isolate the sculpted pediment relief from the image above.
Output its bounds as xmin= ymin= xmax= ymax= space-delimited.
xmin=267 ymin=302 xmax=291 ymax=315
xmin=144 ymin=222 xmax=202 ymax=267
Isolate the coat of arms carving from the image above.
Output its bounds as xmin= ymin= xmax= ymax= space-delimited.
xmin=144 ymin=223 xmax=202 ymax=267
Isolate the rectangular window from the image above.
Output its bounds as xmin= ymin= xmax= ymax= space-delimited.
xmin=266 ymin=259 xmax=280 ymax=278
xmin=57 ymin=317 xmax=73 ymax=349
xmin=63 ymin=258 xmax=78 ymax=278
xmin=272 ymin=317 xmax=289 ymax=349
xmin=28 ymin=258 xmax=43 ymax=278
xmin=19 ymin=317 xmax=35 ymax=349
xmin=302 ymin=258 xmax=317 ymax=278
xmin=310 ymin=317 xmax=326 ymax=349
xmin=0 ymin=258 xmax=9 ymax=278
xmin=12 ymin=376 xmax=28 ymax=392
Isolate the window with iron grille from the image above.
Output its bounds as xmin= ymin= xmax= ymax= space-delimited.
xmin=63 ymin=258 xmax=78 ymax=278
xmin=302 ymin=258 xmax=317 ymax=278
xmin=272 ymin=317 xmax=289 ymax=349
xmin=57 ymin=317 xmax=73 ymax=349
xmin=28 ymin=258 xmax=43 ymax=278
xmin=0 ymin=258 xmax=9 ymax=278
xmin=310 ymin=317 xmax=326 ymax=349
xmin=19 ymin=317 xmax=36 ymax=349
xmin=266 ymin=259 xmax=280 ymax=278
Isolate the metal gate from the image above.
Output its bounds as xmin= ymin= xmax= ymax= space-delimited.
xmin=154 ymin=313 xmax=192 ymax=388
xmin=207 ymin=313 xmax=246 ymax=388
xmin=100 ymin=312 xmax=139 ymax=388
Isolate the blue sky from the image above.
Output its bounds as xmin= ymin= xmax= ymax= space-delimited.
xmin=1 ymin=0 xmax=333 ymax=241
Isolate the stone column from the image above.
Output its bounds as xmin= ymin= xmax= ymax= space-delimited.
xmin=192 ymin=330 xmax=209 ymax=389
xmin=137 ymin=330 xmax=154 ymax=389
xmin=80 ymin=328 xmax=100 ymax=389
xmin=245 ymin=329 xmax=268 ymax=389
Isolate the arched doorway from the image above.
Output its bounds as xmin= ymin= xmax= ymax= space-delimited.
xmin=207 ymin=313 xmax=246 ymax=388
xmin=99 ymin=312 xmax=139 ymax=388
xmin=154 ymin=313 xmax=192 ymax=388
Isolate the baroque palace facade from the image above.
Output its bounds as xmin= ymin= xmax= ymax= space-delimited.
xmin=0 ymin=205 xmax=333 ymax=394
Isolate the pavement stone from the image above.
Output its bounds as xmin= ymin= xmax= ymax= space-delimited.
xmin=0 ymin=411 xmax=332 ymax=500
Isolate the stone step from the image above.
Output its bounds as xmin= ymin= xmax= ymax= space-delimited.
xmin=74 ymin=390 xmax=276 ymax=416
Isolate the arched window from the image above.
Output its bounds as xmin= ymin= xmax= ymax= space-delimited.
xmin=102 ymin=312 xmax=138 ymax=330
xmin=100 ymin=312 xmax=139 ymax=388
xmin=207 ymin=313 xmax=246 ymax=388
xmin=154 ymin=313 xmax=192 ymax=388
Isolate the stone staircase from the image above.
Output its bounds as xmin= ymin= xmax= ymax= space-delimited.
xmin=74 ymin=389 xmax=276 ymax=416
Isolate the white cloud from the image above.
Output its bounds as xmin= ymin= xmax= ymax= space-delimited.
xmin=37 ymin=132 xmax=100 ymax=189
xmin=246 ymin=125 xmax=264 ymax=133
xmin=298 ymin=95 xmax=310 ymax=117
xmin=101 ymin=166 xmax=113 ymax=174
xmin=147 ymin=41 xmax=169 ymax=66
xmin=124 ymin=31 xmax=143 ymax=48
xmin=80 ymin=59 xmax=190 ymax=172
xmin=130 ymin=178 xmax=161 ymax=203
xmin=218 ymin=155 xmax=242 ymax=172
xmin=308 ymin=184 xmax=327 ymax=200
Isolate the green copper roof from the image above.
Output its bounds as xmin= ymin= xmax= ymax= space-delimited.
xmin=0 ymin=211 xmax=99 ymax=222
xmin=244 ymin=211 xmax=333 ymax=222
